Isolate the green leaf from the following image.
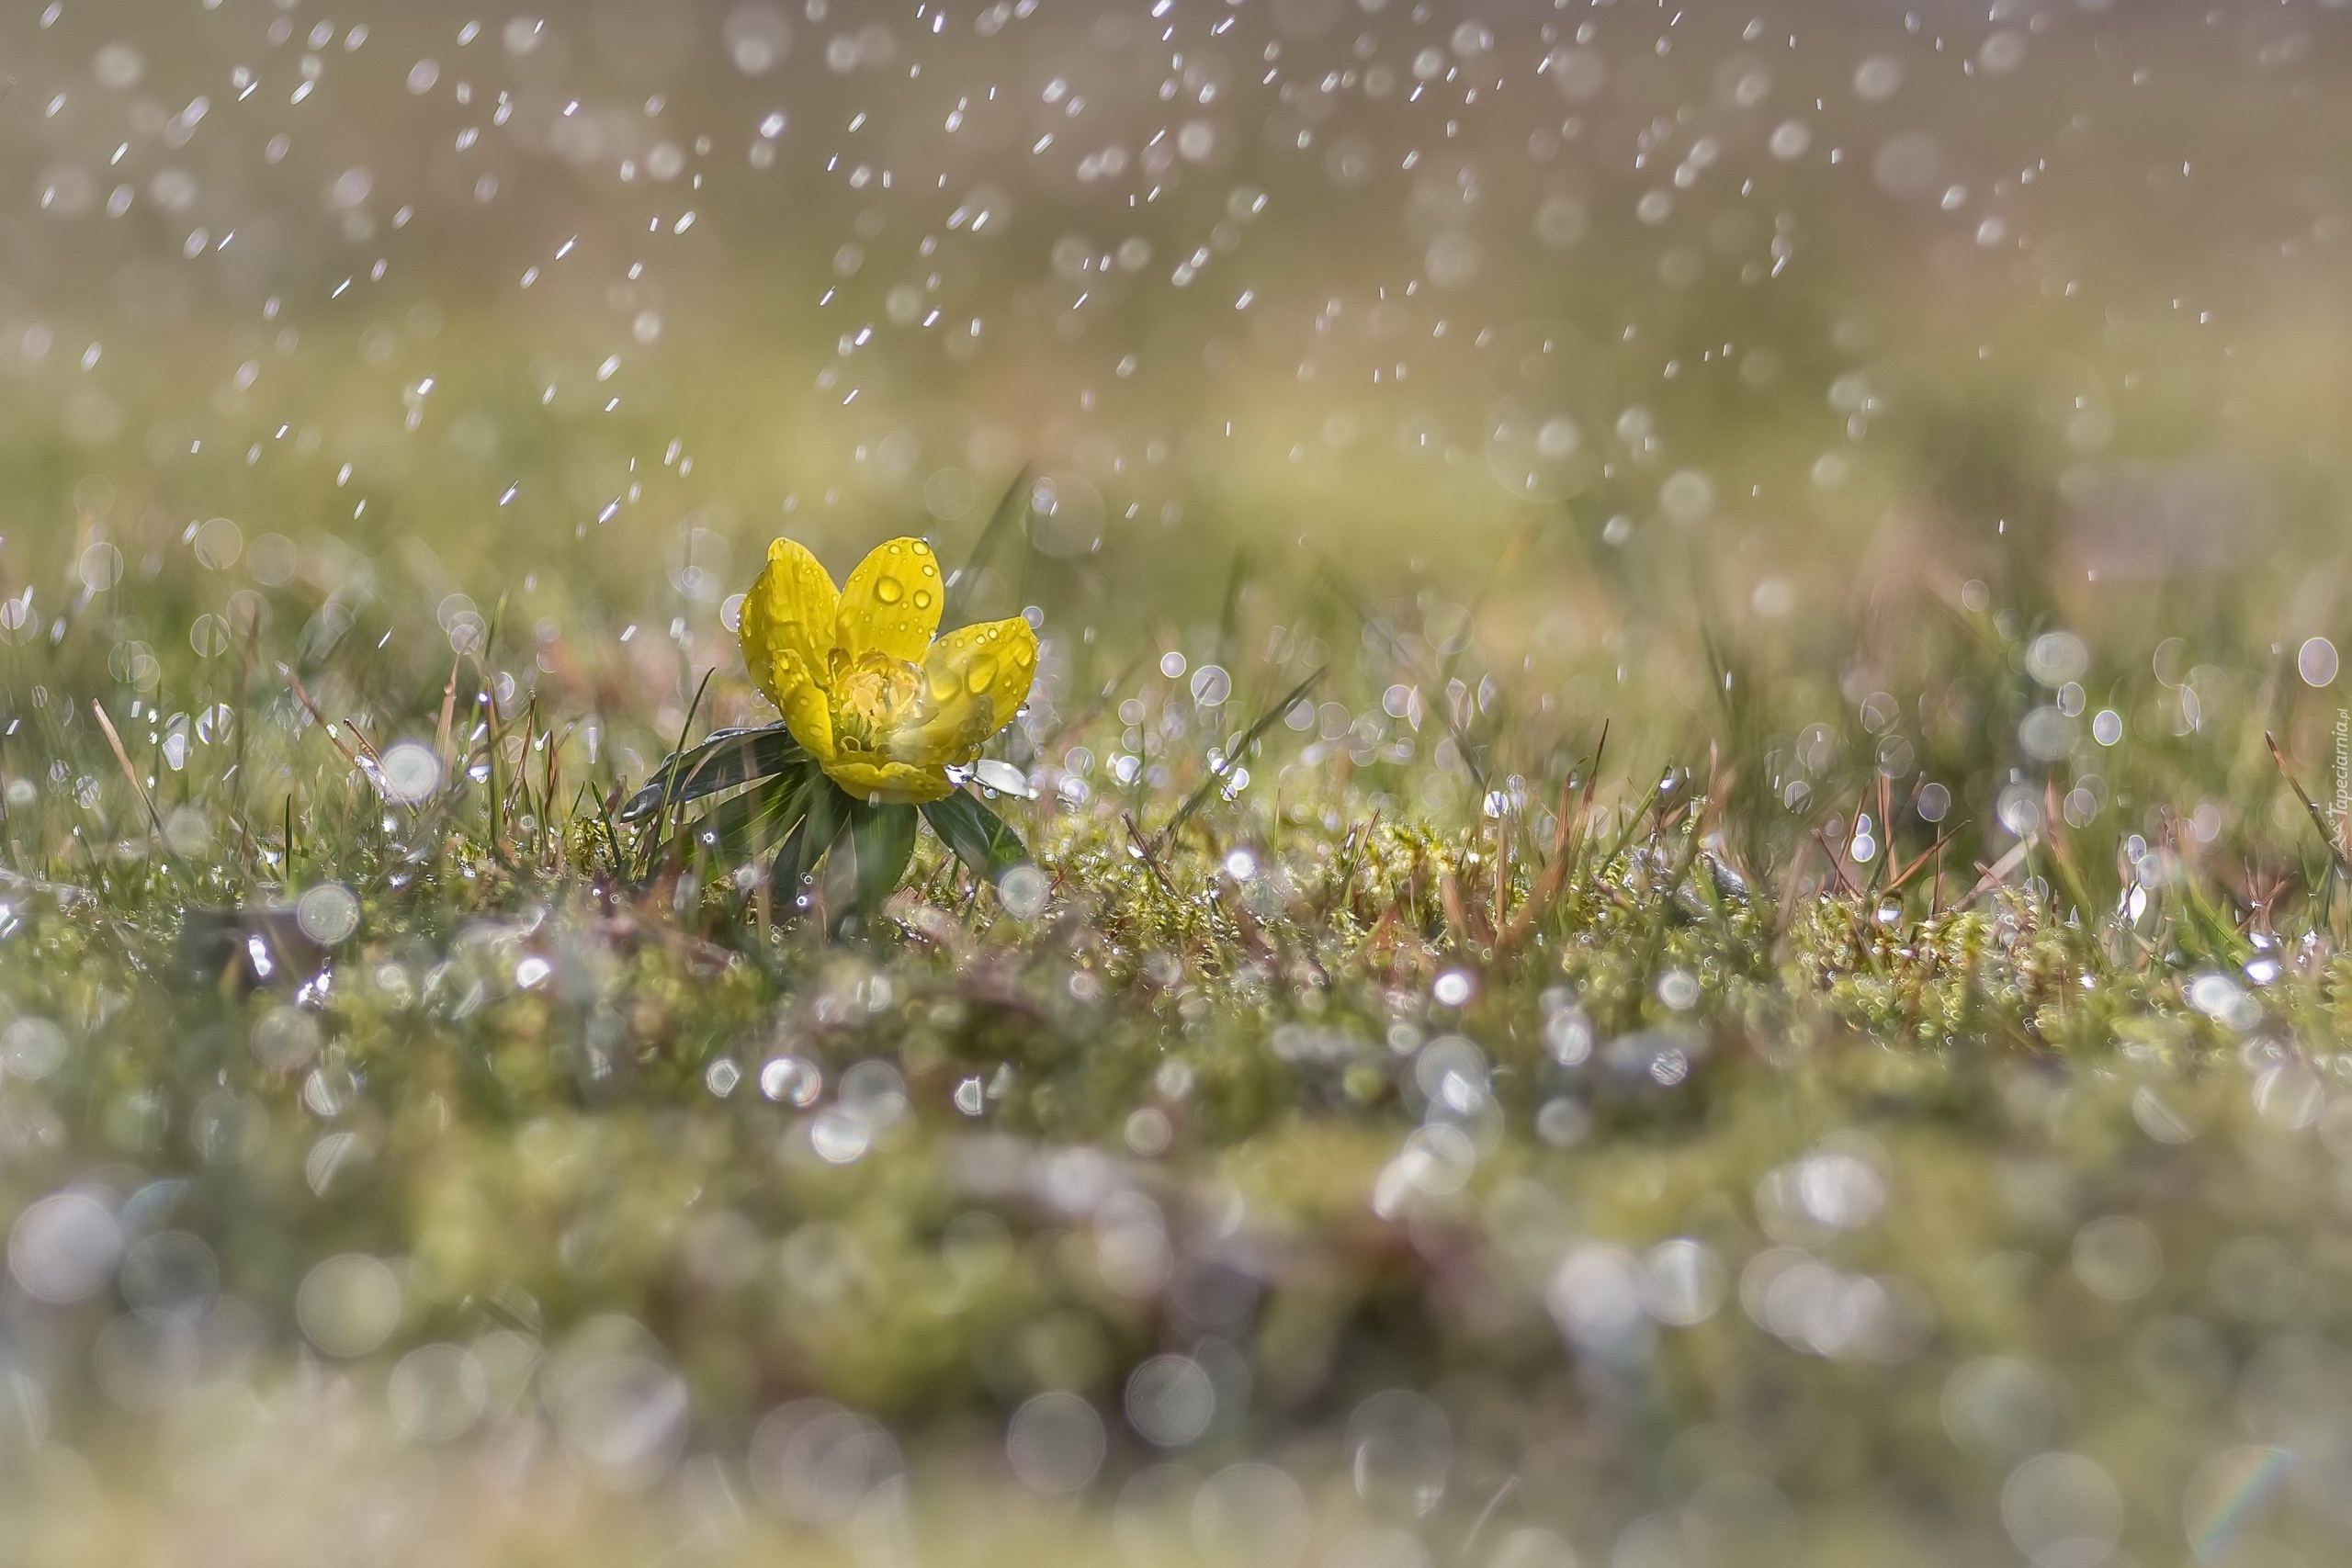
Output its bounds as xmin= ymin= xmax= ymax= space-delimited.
xmin=666 ymin=767 xmax=817 ymax=867
xmin=771 ymin=779 xmax=850 ymax=910
xmin=922 ymin=789 xmax=1028 ymax=881
xmin=842 ymin=803 xmax=921 ymax=917
xmin=619 ymin=725 xmax=807 ymax=823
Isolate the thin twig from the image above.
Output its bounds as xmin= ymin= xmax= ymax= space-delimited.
xmin=1812 ymin=829 xmax=1863 ymax=900
xmin=1883 ymin=826 xmax=1962 ymax=896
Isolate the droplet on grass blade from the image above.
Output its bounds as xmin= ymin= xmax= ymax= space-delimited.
xmin=972 ymin=757 xmax=1031 ymax=797
xmin=295 ymin=882 xmax=359 ymax=945
xmin=762 ymin=1056 xmax=821 ymax=1106
xmin=2071 ymin=1215 xmax=2163 ymax=1302
xmin=808 ymin=1110 xmax=870 ymax=1165
xmin=250 ymin=1007 xmax=320 ymax=1072
xmin=1007 ymin=1392 xmax=1104 ymax=1494
xmin=0 ymin=1017 xmax=69 ymax=1079
xmin=997 ymin=864 xmax=1047 ymax=919
xmin=378 ymin=741 xmax=442 ymax=804
xmin=389 ymin=1343 xmax=490 ymax=1442
xmin=550 ymin=1354 xmax=690 ymax=1484
xmin=8 ymin=1191 xmax=120 ymax=1303
xmin=120 ymin=1231 xmax=218 ymax=1316
xmin=748 ymin=1400 xmax=901 ymax=1527
xmin=2025 ymin=631 xmax=2089 ymax=687
xmin=1347 ymin=1389 xmax=1451 ymax=1515
xmin=295 ymin=1253 xmax=401 ymax=1358
xmin=1126 ymin=1354 xmax=1215 ymax=1448
xmin=1535 ymin=1099 xmax=1590 ymax=1147
xmin=92 ymin=1310 xmax=202 ymax=1412
xmin=1545 ymin=1246 xmax=1648 ymax=1359
xmin=1941 ymin=1357 xmax=2061 ymax=1461
xmin=1193 ymin=1462 xmax=1312 ymax=1565
xmin=1643 ymin=1238 xmax=1726 ymax=1326
xmin=1999 ymin=1452 xmax=2122 ymax=1568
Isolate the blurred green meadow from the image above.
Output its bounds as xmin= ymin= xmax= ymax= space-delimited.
xmin=6 ymin=1 xmax=2352 ymax=1564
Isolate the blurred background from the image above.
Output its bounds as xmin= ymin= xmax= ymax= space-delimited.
xmin=3 ymin=0 xmax=2347 ymax=634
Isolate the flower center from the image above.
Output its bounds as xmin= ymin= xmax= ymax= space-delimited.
xmin=829 ymin=650 xmax=920 ymax=753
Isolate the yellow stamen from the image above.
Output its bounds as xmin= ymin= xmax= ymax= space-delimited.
xmin=831 ymin=651 xmax=921 ymax=753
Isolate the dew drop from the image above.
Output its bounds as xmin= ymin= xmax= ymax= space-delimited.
xmin=967 ymin=656 xmax=1000 ymax=694
xmin=912 ymin=589 xmax=933 ymax=609
xmin=876 ymin=576 xmax=904 ymax=604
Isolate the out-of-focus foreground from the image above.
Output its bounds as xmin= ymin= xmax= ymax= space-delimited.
xmin=6 ymin=2 xmax=2352 ymax=1564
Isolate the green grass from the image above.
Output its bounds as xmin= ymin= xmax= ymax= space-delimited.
xmin=8 ymin=8 xmax=2352 ymax=1554
xmin=3 ymin=473 xmax=2350 ymax=1566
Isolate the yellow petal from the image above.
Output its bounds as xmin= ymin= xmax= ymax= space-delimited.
xmin=833 ymin=536 xmax=944 ymax=668
xmin=772 ymin=655 xmax=838 ymax=766
xmin=741 ymin=538 xmax=841 ymax=709
xmin=821 ymin=756 xmax=955 ymax=805
xmin=889 ymin=616 xmax=1038 ymax=768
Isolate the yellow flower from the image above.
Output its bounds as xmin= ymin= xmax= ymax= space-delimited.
xmin=739 ymin=536 xmax=1038 ymax=805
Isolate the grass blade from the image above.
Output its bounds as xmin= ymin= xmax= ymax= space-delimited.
xmin=1154 ymin=665 xmax=1325 ymax=852
xmin=943 ymin=465 xmax=1032 ymax=628
xmin=2267 ymin=730 xmax=2351 ymax=879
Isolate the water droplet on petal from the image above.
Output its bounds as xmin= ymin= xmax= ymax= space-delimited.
xmin=912 ymin=589 xmax=933 ymax=610
xmin=967 ymin=656 xmax=1000 ymax=694
xmin=876 ymin=576 xmax=904 ymax=604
